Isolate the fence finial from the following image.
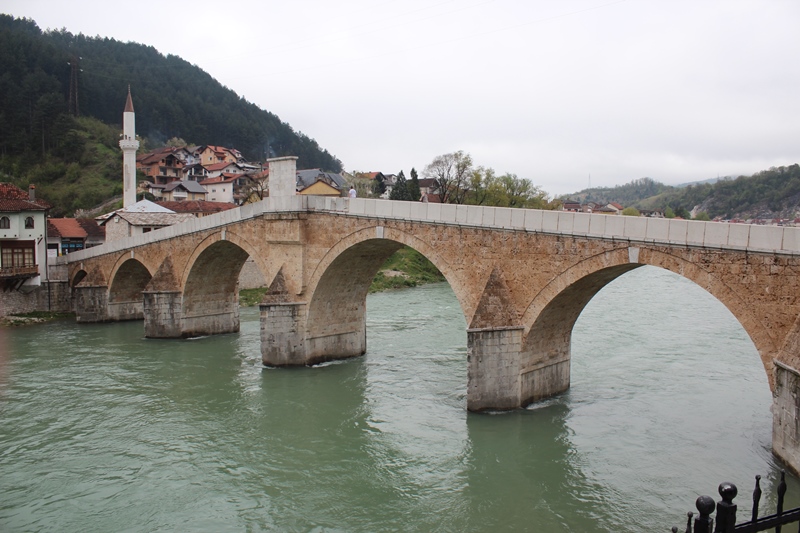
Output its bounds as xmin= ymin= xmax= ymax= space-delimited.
xmin=715 ymin=482 xmax=738 ymax=533
xmin=751 ymin=474 xmax=762 ymax=522
xmin=694 ymin=495 xmax=715 ymax=533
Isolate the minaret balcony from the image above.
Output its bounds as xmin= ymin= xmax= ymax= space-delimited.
xmin=119 ymin=139 xmax=140 ymax=150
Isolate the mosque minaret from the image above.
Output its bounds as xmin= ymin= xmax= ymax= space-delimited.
xmin=119 ymin=87 xmax=139 ymax=207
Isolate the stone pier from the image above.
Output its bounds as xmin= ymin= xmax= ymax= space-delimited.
xmin=261 ymin=302 xmax=307 ymax=366
xmin=74 ymin=285 xmax=110 ymax=323
xmin=143 ymin=290 xmax=182 ymax=338
xmin=467 ymin=327 xmax=525 ymax=411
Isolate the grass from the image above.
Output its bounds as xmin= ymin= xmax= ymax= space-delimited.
xmin=239 ymin=287 xmax=268 ymax=307
xmin=368 ymin=247 xmax=445 ymax=293
xmin=1 ymin=311 xmax=75 ymax=326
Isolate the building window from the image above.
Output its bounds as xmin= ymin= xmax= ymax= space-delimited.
xmin=0 ymin=216 xmax=9 ymax=229
xmin=1 ymin=241 xmax=35 ymax=268
xmin=24 ymin=217 xmax=34 ymax=229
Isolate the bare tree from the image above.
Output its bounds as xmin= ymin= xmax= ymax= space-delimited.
xmin=422 ymin=151 xmax=473 ymax=204
xmin=239 ymin=173 xmax=269 ymax=203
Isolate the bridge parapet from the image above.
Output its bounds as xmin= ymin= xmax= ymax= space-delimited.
xmin=60 ymin=197 xmax=800 ymax=267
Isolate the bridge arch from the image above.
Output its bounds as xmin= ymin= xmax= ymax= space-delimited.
xmin=518 ymin=246 xmax=774 ymax=407
xmin=301 ymin=225 xmax=464 ymax=363
xmin=306 ymin=225 xmax=463 ymax=319
xmin=107 ymin=257 xmax=153 ymax=321
xmin=70 ymin=268 xmax=88 ymax=288
xmin=179 ymin=229 xmax=273 ymax=290
xmin=179 ymin=230 xmax=272 ymax=337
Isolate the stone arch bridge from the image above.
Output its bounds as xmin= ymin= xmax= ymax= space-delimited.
xmin=62 ymin=195 xmax=800 ymax=472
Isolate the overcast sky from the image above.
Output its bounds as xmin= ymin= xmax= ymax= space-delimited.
xmin=4 ymin=0 xmax=800 ymax=196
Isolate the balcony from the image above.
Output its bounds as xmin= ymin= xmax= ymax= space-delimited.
xmin=0 ymin=265 xmax=39 ymax=279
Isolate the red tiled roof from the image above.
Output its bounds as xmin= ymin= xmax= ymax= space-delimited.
xmin=47 ymin=218 xmax=105 ymax=239
xmin=156 ymin=200 xmax=237 ymax=214
xmin=48 ymin=218 xmax=86 ymax=238
xmin=0 ymin=183 xmax=51 ymax=211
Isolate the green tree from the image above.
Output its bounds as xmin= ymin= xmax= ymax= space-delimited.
xmin=621 ymin=207 xmax=640 ymax=216
xmin=693 ymin=211 xmax=711 ymax=221
xmin=664 ymin=206 xmax=676 ymax=218
xmin=408 ymin=167 xmax=421 ymax=201
xmin=165 ymin=137 xmax=188 ymax=147
xmin=389 ymin=170 xmax=412 ymax=201
xmin=423 ymin=150 xmax=473 ymax=204
xmin=372 ymin=173 xmax=386 ymax=196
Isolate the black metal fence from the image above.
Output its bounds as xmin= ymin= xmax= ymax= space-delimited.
xmin=674 ymin=472 xmax=800 ymax=532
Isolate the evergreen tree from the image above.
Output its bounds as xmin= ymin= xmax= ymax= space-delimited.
xmin=372 ymin=173 xmax=386 ymax=196
xmin=389 ymin=170 xmax=411 ymax=201
xmin=408 ymin=167 xmax=421 ymax=201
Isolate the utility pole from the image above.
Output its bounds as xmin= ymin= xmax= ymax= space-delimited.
xmin=68 ymin=56 xmax=81 ymax=116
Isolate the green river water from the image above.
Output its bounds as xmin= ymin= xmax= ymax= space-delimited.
xmin=1 ymin=266 xmax=797 ymax=532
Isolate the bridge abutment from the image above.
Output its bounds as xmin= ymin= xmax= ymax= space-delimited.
xmin=772 ymin=362 xmax=800 ymax=475
xmin=74 ymin=285 xmax=110 ymax=323
xmin=143 ymin=290 xmax=183 ymax=338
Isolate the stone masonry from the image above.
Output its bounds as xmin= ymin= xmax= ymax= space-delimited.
xmin=60 ymin=195 xmax=800 ymax=472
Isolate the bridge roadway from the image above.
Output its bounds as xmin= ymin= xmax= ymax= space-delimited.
xmin=61 ymin=195 xmax=800 ymax=473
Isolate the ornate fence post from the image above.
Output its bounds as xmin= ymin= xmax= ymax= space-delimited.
xmin=776 ymin=471 xmax=787 ymax=533
xmin=750 ymin=474 xmax=762 ymax=523
xmin=714 ymin=482 xmax=737 ymax=533
xmin=694 ymin=495 xmax=716 ymax=533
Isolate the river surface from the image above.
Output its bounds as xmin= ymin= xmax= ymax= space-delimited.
xmin=1 ymin=266 xmax=798 ymax=532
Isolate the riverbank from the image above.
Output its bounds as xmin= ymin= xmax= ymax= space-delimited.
xmin=1 ymin=310 xmax=75 ymax=327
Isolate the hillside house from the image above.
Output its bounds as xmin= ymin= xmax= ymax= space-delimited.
xmin=296 ymin=169 xmax=346 ymax=197
xmin=204 ymin=161 xmax=244 ymax=180
xmin=200 ymin=174 xmax=239 ymax=203
xmin=183 ymin=163 xmax=208 ymax=182
xmin=136 ymin=147 xmax=185 ymax=185
xmin=197 ymin=145 xmax=241 ymax=166
xmin=140 ymin=181 xmax=166 ymax=200
xmin=162 ymin=180 xmax=208 ymax=202
xmin=380 ymin=174 xmax=398 ymax=199
xmin=0 ymin=183 xmax=51 ymax=291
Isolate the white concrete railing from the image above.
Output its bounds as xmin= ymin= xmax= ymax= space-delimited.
xmin=61 ymin=196 xmax=800 ymax=264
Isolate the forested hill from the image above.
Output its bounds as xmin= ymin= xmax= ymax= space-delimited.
xmin=0 ymin=15 xmax=342 ymax=214
xmin=564 ymin=164 xmax=800 ymax=220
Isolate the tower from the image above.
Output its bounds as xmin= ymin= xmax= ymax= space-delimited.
xmin=119 ymin=86 xmax=140 ymax=208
